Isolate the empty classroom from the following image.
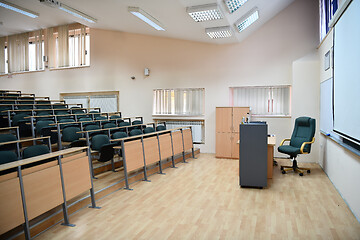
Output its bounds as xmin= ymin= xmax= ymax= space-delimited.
xmin=0 ymin=0 xmax=359 ymax=239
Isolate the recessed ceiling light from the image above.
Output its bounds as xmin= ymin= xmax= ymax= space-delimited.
xmin=0 ymin=0 xmax=39 ymax=18
xmin=129 ymin=7 xmax=165 ymax=31
xmin=235 ymin=8 xmax=259 ymax=32
xmin=206 ymin=26 xmax=232 ymax=39
xmin=186 ymin=3 xmax=223 ymax=22
xmin=224 ymin=0 xmax=249 ymax=14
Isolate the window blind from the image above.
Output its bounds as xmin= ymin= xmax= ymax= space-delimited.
xmin=230 ymin=86 xmax=290 ymax=116
xmin=153 ymin=88 xmax=204 ymax=116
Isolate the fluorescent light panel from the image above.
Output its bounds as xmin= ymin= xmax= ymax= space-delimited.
xmin=224 ymin=0 xmax=249 ymax=13
xmin=235 ymin=8 xmax=259 ymax=32
xmin=187 ymin=3 xmax=223 ymax=22
xmin=206 ymin=26 xmax=232 ymax=39
xmin=59 ymin=4 xmax=97 ymax=23
xmin=0 ymin=0 xmax=39 ymax=18
xmin=129 ymin=7 xmax=165 ymax=31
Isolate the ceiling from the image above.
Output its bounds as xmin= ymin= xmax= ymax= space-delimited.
xmin=0 ymin=0 xmax=295 ymax=44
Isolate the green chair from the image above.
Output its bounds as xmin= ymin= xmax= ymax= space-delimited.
xmin=91 ymin=135 xmax=116 ymax=167
xmin=59 ymin=118 xmax=76 ymax=129
xmin=23 ymin=145 xmax=50 ymax=159
xmin=156 ymin=125 xmax=166 ymax=131
xmin=129 ymin=129 xmax=142 ymax=136
xmin=143 ymin=127 xmax=155 ymax=134
xmin=36 ymin=120 xmax=54 ymax=136
xmin=278 ymin=117 xmax=316 ymax=176
xmin=0 ymin=134 xmax=18 ymax=151
xmin=95 ymin=116 xmax=107 ymax=120
xmin=62 ymin=126 xmax=86 ymax=148
xmin=103 ymin=122 xmax=116 ymax=129
xmin=0 ymin=151 xmax=18 ymax=164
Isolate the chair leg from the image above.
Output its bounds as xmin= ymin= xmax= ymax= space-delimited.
xmin=281 ymin=159 xmax=311 ymax=176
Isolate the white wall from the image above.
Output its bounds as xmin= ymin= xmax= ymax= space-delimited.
xmin=291 ymin=53 xmax=320 ymax=162
xmin=0 ymin=0 xmax=319 ymax=155
xmin=318 ymin=29 xmax=360 ymax=221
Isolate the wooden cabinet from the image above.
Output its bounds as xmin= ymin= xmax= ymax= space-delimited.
xmin=215 ymin=107 xmax=250 ymax=159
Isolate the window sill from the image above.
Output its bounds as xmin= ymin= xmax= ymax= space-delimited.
xmin=49 ymin=65 xmax=90 ymax=71
xmin=252 ymin=115 xmax=291 ymax=118
xmin=0 ymin=69 xmax=45 ymax=77
xmin=152 ymin=114 xmax=205 ymax=120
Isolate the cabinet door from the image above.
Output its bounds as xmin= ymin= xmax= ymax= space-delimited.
xmin=216 ymin=107 xmax=232 ymax=132
xmin=215 ymin=132 xmax=232 ymax=158
xmin=232 ymin=107 xmax=250 ymax=133
xmin=231 ymin=133 xmax=240 ymax=159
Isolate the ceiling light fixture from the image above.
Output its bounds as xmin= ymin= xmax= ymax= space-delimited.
xmin=128 ymin=7 xmax=165 ymax=31
xmin=206 ymin=26 xmax=232 ymax=39
xmin=0 ymin=0 xmax=39 ymax=18
xmin=39 ymin=0 xmax=97 ymax=23
xmin=59 ymin=4 xmax=97 ymax=23
xmin=224 ymin=0 xmax=249 ymax=14
xmin=235 ymin=8 xmax=259 ymax=32
xmin=186 ymin=3 xmax=223 ymax=22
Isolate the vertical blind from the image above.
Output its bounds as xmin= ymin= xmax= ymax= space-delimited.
xmin=0 ymin=23 xmax=89 ymax=74
xmin=90 ymin=95 xmax=118 ymax=113
xmin=0 ymin=37 xmax=5 ymax=74
xmin=230 ymin=86 xmax=291 ymax=116
xmin=153 ymin=88 xmax=204 ymax=115
xmin=63 ymin=93 xmax=118 ymax=113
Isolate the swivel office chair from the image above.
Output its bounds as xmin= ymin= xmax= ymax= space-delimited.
xmin=278 ymin=116 xmax=315 ymax=176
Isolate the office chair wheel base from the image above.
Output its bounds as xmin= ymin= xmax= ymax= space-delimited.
xmin=282 ymin=170 xmax=286 ymax=174
xmin=299 ymin=173 xmax=303 ymax=176
xmin=307 ymin=170 xmax=311 ymax=173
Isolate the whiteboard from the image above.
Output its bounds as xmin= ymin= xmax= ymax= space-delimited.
xmin=320 ymin=78 xmax=333 ymax=134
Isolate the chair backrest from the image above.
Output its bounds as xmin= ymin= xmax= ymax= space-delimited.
xmin=110 ymin=115 xmax=121 ymax=120
xmin=62 ymin=126 xmax=81 ymax=142
xmin=103 ymin=123 xmax=117 ymax=129
xmin=36 ymin=120 xmax=54 ymax=135
xmin=0 ymin=151 xmax=18 ymax=164
xmin=112 ymin=131 xmax=127 ymax=140
xmin=23 ymin=145 xmax=50 ymax=159
xmin=132 ymin=120 xmax=143 ymax=125
xmin=95 ymin=116 xmax=107 ymax=120
xmin=0 ymin=134 xmax=18 ymax=151
xmin=129 ymin=129 xmax=143 ymax=136
xmin=143 ymin=127 xmax=155 ymax=134
xmin=79 ymin=117 xmax=92 ymax=122
xmin=91 ymin=134 xmax=110 ymax=151
xmin=85 ymin=124 xmax=100 ymax=131
xmin=12 ymin=113 xmax=30 ymax=126
xmin=156 ymin=125 xmax=166 ymax=131
xmin=119 ymin=122 xmax=130 ymax=127
xmin=290 ymin=117 xmax=316 ymax=153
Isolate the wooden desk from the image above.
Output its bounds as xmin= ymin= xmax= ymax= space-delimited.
xmin=237 ymin=135 xmax=276 ymax=179
xmin=267 ymin=136 xmax=276 ymax=179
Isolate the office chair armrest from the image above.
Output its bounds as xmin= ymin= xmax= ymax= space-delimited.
xmin=300 ymin=137 xmax=315 ymax=154
xmin=279 ymin=138 xmax=291 ymax=146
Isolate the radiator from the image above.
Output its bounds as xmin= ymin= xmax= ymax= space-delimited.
xmin=164 ymin=121 xmax=203 ymax=144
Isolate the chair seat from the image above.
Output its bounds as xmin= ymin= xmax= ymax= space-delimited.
xmin=278 ymin=145 xmax=301 ymax=156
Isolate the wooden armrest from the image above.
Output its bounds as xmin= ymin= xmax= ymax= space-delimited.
xmin=279 ymin=139 xmax=291 ymax=146
xmin=300 ymin=137 xmax=315 ymax=154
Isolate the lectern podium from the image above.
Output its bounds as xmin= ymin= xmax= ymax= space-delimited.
xmin=239 ymin=123 xmax=268 ymax=188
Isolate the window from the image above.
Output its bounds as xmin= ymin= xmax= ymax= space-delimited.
xmin=153 ymin=88 xmax=205 ymax=116
xmin=60 ymin=91 xmax=119 ymax=113
xmin=230 ymin=86 xmax=291 ymax=116
xmin=48 ymin=24 xmax=90 ymax=69
xmin=319 ymin=0 xmax=338 ymax=41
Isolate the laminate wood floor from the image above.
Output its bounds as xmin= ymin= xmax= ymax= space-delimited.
xmin=36 ymin=153 xmax=360 ymax=240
